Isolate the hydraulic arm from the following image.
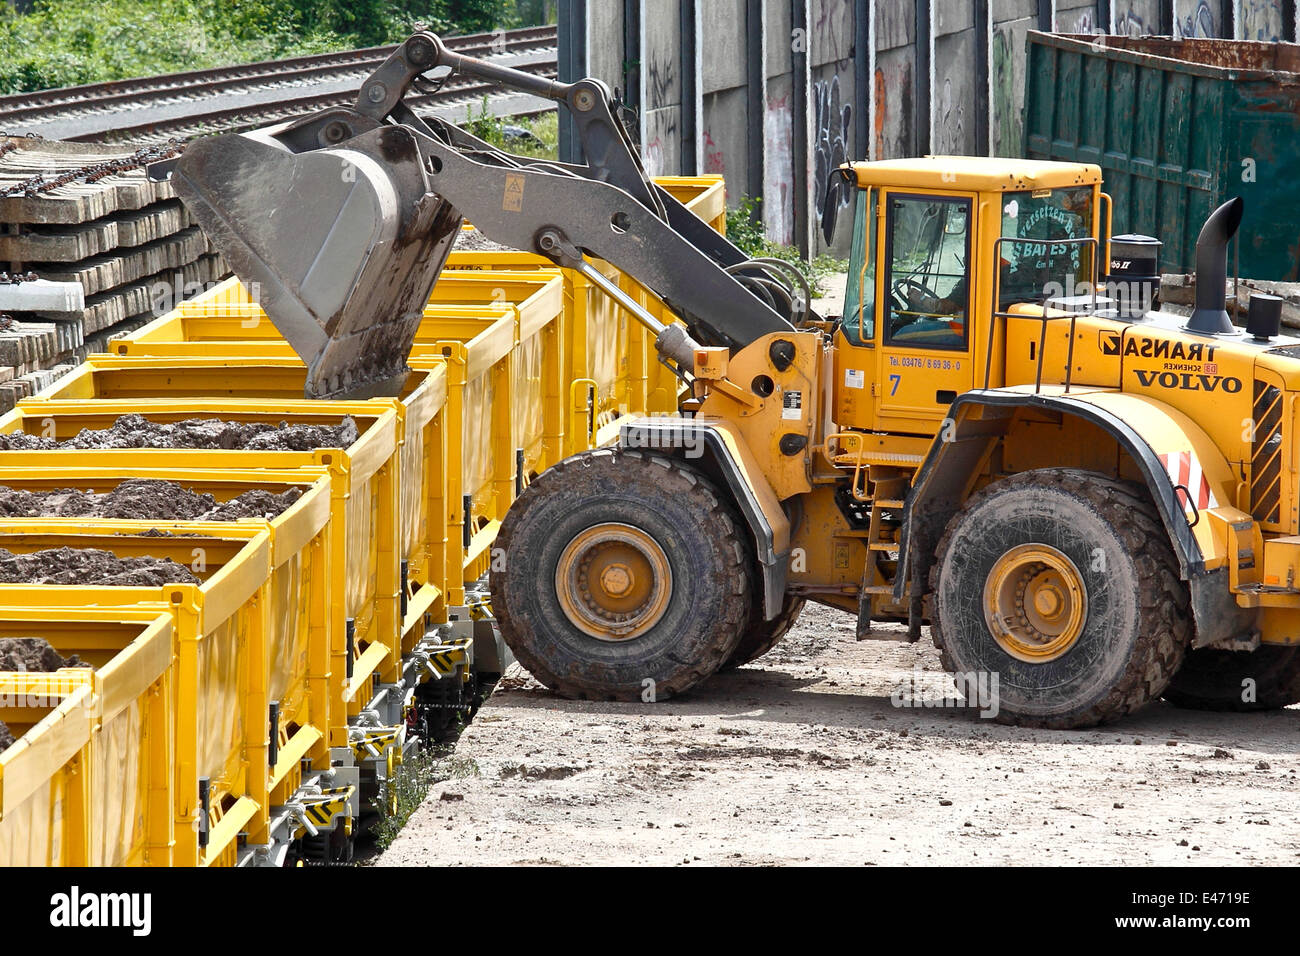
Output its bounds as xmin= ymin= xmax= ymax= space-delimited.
xmin=164 ymin=31 xmax=812 ymax=398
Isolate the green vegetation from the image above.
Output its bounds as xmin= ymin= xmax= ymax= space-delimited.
xmin=373 ymin=745 xmax=480 ymax=851
xmin=0 ymin=0 xmax=554 ymax=95
xmin=464 ymin=97 xmax=558 ymax=158
xmin=726 ymin=196 xmax=846 ymax=298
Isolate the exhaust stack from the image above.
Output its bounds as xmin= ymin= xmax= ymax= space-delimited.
xmin=1186 ymin=197 xmax=1244 ymax=336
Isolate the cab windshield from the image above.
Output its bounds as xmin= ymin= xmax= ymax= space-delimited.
xmin=997 ymin=186 xmax=1096 ymax=307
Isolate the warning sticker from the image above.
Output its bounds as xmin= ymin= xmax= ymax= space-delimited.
xmin=782 ymin=390 xmax=803 ymax=420
xmin=845 ymin=368 xmax=865 ymax=390
xmin=503 ymin=172 xmax=525 ymax=212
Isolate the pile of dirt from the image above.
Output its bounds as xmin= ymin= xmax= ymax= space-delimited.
xmin=0 ymin=547 xmax=199 ymax=586
xmin=0 ymin=722 xmax=13 ymax=752
xmin=0 ymin=479 xmax=303 ymax=521
xmin=0 ymin=637 xmax=82 ymax=672
xmin=0 ymin=414 xmax=359 ymax=452
xmin=204 ymin=488 xmax=305 ymax=519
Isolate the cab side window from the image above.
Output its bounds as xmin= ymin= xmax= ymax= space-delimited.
xmin=841 ymin=189 xmax=876 ymax=346
xmin=884 ymin=195 xmax=971 ymax=350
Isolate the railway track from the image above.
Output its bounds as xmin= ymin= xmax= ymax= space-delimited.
xmin=0 ymin=24 xmax=557 ymax=144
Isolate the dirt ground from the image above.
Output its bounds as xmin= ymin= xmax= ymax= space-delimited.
xmin=380 ymin=603 xmax=1300 ymax=866
xmin=0 ymin=413 xmax=358 ymax=451
xmin=0 ymin=478 xmax=302 ymax=521
xmin=0 ymin=547 xmax=198 ymax=586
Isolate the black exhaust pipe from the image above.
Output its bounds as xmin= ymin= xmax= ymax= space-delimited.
xmin=1187 ymin=197 xmax=1244 ymax=335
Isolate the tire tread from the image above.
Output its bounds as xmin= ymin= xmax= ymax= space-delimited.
xmin=930 ymin=468 xmax=1189 ymax=729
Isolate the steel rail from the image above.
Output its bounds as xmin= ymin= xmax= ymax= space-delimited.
xmin=0 ymin=25 xmax=556 ymax=140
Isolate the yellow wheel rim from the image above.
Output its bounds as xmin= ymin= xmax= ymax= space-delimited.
xmin=984 ymin=544 xmax=1087 ymax=663
xmin=555 ymin=522 xmax=672 ymax=642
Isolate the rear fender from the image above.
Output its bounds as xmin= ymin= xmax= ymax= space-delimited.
xmin=619 ymin=418 xmax=790 ymax=620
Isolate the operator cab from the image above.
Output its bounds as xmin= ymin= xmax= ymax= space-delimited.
xmin=830 ymin=156 xmax=1104 ymax=436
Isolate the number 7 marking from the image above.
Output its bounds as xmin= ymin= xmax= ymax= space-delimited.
xmin=888 ymin=373 xmax=901 ymax=395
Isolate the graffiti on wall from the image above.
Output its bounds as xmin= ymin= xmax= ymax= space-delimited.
xmin=1238 ymin=0 xmax=1285 ymax=39
xmin=810 ymin=0 xmax=853 ymax=63
xmin=646 ymin=46 xmax=676 ymax=112
xmin=873 ymin=58 xmax=913 ymax=159
xmin=1174 ymin=0 xmax=1217 ymax=38
xmin=1061 ymin=7 xmax=1102 ymax=33
xmin=1114 ymin=8 xmax=1148 ymax=35
xmin=702 ymin=129 xmax=724 ymax=175
xmin=579 ymin=0 xmax=1296 ymax=256
xmin=812 ymin=73 xmax=853 ymax=234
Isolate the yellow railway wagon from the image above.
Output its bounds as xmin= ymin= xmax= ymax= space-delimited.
xmin=146 ymin=272 xmax=568 ymax=475
xmin=0 ymin=609 xmax=174 ymax=866
xmin=19 ymin=357 xmax=447 ymax=647
xmin=0 ymin=161 xmax=728 ymax=869
xmin=409 ymin=311 xmax=518 ymax=605
xmin=1 ymin=673 xmax=97 ymax=867
xmin=445 ymin=251 xmax=657 ymax=442
xmin=0 ymin=468 xmax=335 ymax=784
xmin=112 ymin=303 xmax=515 ymax=353
xmin=407 ymin=273 xmax=568 ymax=467
xmin=93 ymin=318 xmax=528 ymax=611
xmin=0 ymin=524 xmax=272 ymax=866
xmin=0 ymin=401 xmax=406 ymax=720
xmin=442 ymin=174 xmax=725 ymax=434
xmin=115 ymin=273 xmax=567 ymax=491
xmin=103 ymin=279 xmax=567 ymax=602
xmin=654 ymin=175 xmax=727 ymax=233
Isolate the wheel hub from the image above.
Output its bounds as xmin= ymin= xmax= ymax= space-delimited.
xmin=556 ymin=523 xmax=672 ymax=641
xmin=599 ymin=563 xmax=634 ymax=597
xmin=984 ymin=544 xmax=1087 ymax=663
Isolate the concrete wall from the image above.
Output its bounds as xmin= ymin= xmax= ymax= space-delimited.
xmin=561 ymin=0 xmax=1300 ymax=253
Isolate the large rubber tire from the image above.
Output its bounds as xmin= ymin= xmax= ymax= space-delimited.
xmin=490 ymin=448 xmax=752 ymax=700
xmin=721 ymin=594 xmax=806 ymax=669
xmin=930 ymin=469 xmax=1189 ymax=729
xmin=1165 ymin=645 xmax=1300 ymax=711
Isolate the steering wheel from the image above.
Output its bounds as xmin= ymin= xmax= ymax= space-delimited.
xmin=890 ymin=276 xmax=945 ymax=333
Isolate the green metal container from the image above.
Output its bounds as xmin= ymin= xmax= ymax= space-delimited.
xmin=1024 ymin=32 xmax=1300 ymax=280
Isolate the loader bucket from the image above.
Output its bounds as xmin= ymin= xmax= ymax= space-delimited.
xmin=173 ymin=124 xmax=462 ymax=399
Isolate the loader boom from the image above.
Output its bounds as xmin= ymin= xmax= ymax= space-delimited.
xmin=167 ymin=31 xmax=807 ymax=398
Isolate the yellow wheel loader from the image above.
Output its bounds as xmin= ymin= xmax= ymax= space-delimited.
xmin=164 ymin=32 xmax=1300 ymax=728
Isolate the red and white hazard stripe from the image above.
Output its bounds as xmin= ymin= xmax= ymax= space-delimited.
xmin=1157 ymin=450 xmax=1217 ymax=514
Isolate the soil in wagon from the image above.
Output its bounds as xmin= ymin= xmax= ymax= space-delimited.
xmin=0 ymin=637 xmax=83 ymax=672
xmin=0 ymin=547 xmax=199 ymax=587
xmin=0 ymin=478 xmax=304 ymax=521
xmin=0 ymin=413 xmax=359 ymax=452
